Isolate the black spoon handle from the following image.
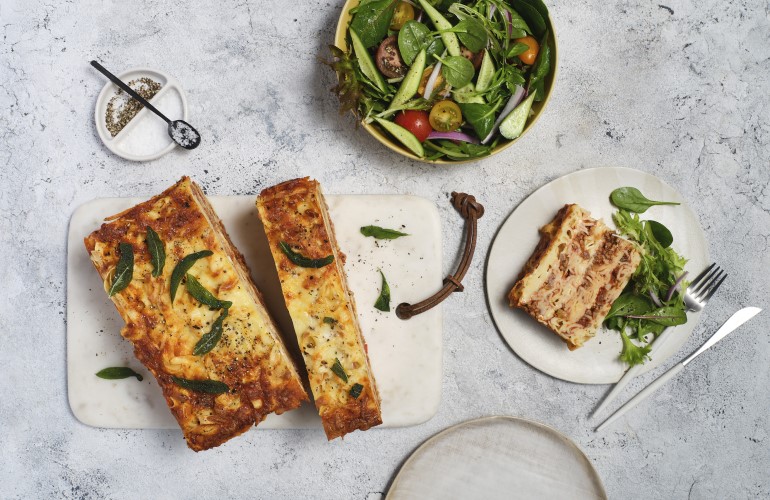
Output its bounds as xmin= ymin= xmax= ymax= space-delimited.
xmin=91 ymin=60 xmax=171 ymax=124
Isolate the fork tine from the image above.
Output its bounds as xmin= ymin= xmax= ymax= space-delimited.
xmin=701 ymin=273 xmax=727 ymax=304
xmin=694 ymin=268 xmax=724 ymax=299
xmin=691 ymin=266 xmax=721 ymax=295
xmin=689 ymin=263 xmax=715 ymax=290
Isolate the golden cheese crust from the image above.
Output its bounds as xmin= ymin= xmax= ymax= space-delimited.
xmin=509 ymin=204 xmax=641 ymax=350
xmin=84 ymin=177 xmax=307 ymax=451
xmin=256 ymin=177 xmax=382 ymax=439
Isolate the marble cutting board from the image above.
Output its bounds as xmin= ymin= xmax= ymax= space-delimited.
xmin=67 ymin=194 xmax=443 ymax=430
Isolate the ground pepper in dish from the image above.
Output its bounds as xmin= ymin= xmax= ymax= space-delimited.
xmin=105 ymin=77 xmax=162 ymax=137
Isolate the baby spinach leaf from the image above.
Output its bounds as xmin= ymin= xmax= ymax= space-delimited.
xmin=360 ymin=225 xmax=409 ymax=239
xmin=279 ymin=241 xmax=334 ymax=268
xmin=398 ymin=20 xmax=431 ymax=66
xmin=454 ymin=18 xmax=488 ymax=53
xmin=628 ymin=305 xmax=687 ymax=326
xmin=171 ymin=376 xmax=229 ymax=394
xmin=517 ymin=0 xmax=550 ymax=24
xmin=185 ymin=274 xmax=233 ymax=310
xmin=96 ymin=367 xmax=143 ymax=381
xmin=510 ymin=0 xmax=546 ymax=38
xmin=604 ymin=293 xmax=652 ymax=321
xmin=146 ymin=227 xmax=165 ymax=278
xmin=193 ymin=308 xmax=228 ymax=356
xmin=426 ymin=37 xmax=446 ymax=60
xmin=349 ymin=383 xmax=364 ymax=399
xmin=458 ymin=103 xmax=497 ymax=140
xmin=349 ymin=0 xmax=399 ymax=49
xmin=435 ymin=55 xmax=474 ymax=88
xmin=108 ymin=243 xmax=134 ymax=297
xmin=170 ymin=250 xmax=213 ymax=302
xmin=647 ymin=220 xmax=673 ymax=248
xmin=331 ymin=358 xmax=349 ymax=383
xmin=610 ymin=187 xmax=680 ymax=213
xmin=507 ymin=42 xmax=531 ymax=58
xmin=374 ymin=269 xmax=391 ymax=312
xmin=506 ymin=7 xmax=533 ymax=35
xmin=528 ymin=33 xmax=551 ymax=101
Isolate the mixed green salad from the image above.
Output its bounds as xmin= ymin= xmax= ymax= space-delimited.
xmin=604 ymin=187 xmax=689 ymax=366
xmin=325 ymin=0 xmax=553 ymax=161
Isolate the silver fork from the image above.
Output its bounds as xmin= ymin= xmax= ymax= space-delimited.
xmin=591 ymin=263 xmax=727 ymax=419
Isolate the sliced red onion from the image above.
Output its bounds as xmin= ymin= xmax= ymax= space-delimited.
xmin=416 ymin=10 xmax=423 ymax=22
xmin=423 ymin=60 xmax=442 ymax=99
xmin=488 ymin=4 xmax=496 ymax=19
xmin=665 ymin=271 xmax=689 ymax=302
xmin=481 ymin=85 xmax=525 ymax=144
xmin=427 ymin=131 xmax=480 ymax=143
xmin=648 ymin=290 xmax=662 ymax=308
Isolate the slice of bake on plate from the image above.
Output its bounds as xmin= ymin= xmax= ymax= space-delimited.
xmin=509 ymin=204 xmax=641 ymax=350
xmin=257 ymin=177 xmax=382 ymax=439
xmin=85 ymin=177 xmax=308 ymax=451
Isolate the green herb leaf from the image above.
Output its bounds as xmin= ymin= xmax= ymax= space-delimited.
xmin=527 ymin=33 xmax=551 ymax=101
xmin=505 ymin=7 xmax=533 ymax=35
xmin=646 ymin=220 xmax=674 ymax=248
xmin=458 ymin=102 xmax=497 ymax=140
xmin=108 ymin=243 xmax=134 ymax=297
xmin=398 ymin=20 xmax=431 ymax=66
xmin=619 ymin=330 xmax=651 ymax=366
xmin=279 ymin=241 xmax=334 ymax=268
xmin=323 ymin=316 xmax=338 ymax=326
xmin=185 ymin=274 xmax=233 ymax=310
xmin=349 ymin=0 xmax=399 ymax=49
xmin=349 ymin=383 xmax=364 ymax=399
xmin=360 ymin=225 xmax=409 ymax=239
xmin=331 ymin=358 xmax=349 ymax=383
xmin=170 ymin=250 xmax=213 ymax=302
xmin=435 ymin=55 xmax=475 ymax=88
xmin=96 ymin=367 xmax=143 ymax=381
xmin=510 ymin=0 xmax=546 ymax=38
xmin=506 ymin=42 xmax=531 ymax=58
xmin=192 ymin=308 xmax=228 ymax=356
xmin=374 ymin=269 xmax=391 ymax=312
xmin=454 ymin=18 xmax=488 ymax=53
xmin=610 ymin=187 xmax=680 ymax=213
xmin=146 ymin=226 xmax=165 ymax=278
xmin=171 ymin=376 xmax=229 ymax=394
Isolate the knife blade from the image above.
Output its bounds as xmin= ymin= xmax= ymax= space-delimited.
xmin=595 ymin=307 xmax=761 ymax=432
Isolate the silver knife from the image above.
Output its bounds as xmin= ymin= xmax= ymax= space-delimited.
xmin=595 ymin=307 xmax=762 ymax=432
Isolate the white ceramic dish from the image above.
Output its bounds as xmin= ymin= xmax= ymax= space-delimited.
xmin=486 ymin=167 xmax=709 ymax=384
xmin=94 ymin=67 xmax=188 ymax=162
xmin=68 ymin=194 xmax=442 ymax=429
xmin=387 ymin=416 xmax=607 ymax=499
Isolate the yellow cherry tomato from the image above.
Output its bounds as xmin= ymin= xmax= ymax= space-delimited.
xmin=514 ymin=36 xmax=540 ymax=65
xmin=429 ymin=100 xmax=463 ymax=132
xmin=390 ymin=2 xmax=416 ymax=30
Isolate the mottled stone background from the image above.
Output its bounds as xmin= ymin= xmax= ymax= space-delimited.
xmin=1 ymin=0 xmax=768 ymax=498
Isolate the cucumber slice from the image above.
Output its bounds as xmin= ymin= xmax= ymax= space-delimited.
xmin=417 ymin=0 xmax=461 ymax=56
xmin=373 ymin=117 xmax=425 ymax=157
xmin=475 ymin=50 xmax=495 ymax=93
xmin=453 ymin=83 xmax=485 ymax=104
xmin=498 ymin=91 xmax=537 ymax=139
xmin=389 ymin=49 xmax=426 ymax=110
xmin=350 ymin=28 xmax=388 ymax=93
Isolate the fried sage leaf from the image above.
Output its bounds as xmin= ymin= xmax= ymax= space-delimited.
xmin=331 ymin=358 xmax=348 ymax=383
xmin=171 ymin=376 xmax=229 ymax=394
xmin=108 ymin=242 xmax=134 ymax=297
xmin=146 ymin=226 xmax=165 ymax=277
xmin=349 ymin=383 xmax=364 ymax=399
xmin=374 ymin=269 xmax=391 ymax=312
xmin=185 ymin=274 xmax=233 ymax=310
xmin=360 ymin=225 xmax=409 ymax=239
xmin=96 ymin=366 xmax=143 ymax=381
xmin=279 ymin=241 xmax=334 ymax=268
xmin=170 ymin=250 xmax=213 ymax=302
xmin=192 ymin=309 xmax=229 ymax=356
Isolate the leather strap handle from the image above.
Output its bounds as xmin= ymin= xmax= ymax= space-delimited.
xmin=396 ymin=192 xmax=484 ymax=320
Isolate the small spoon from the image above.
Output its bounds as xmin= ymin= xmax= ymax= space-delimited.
xmin=91 ymin=60 xmax=201 ymax=150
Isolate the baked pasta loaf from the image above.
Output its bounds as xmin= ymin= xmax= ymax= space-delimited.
xmin=509 ymin=204 xmax=641 ymax=350
xmin=84 ymin=177 xmax=307 ymax=451
xmin=257 ymin=178 xmax=382 ymax=439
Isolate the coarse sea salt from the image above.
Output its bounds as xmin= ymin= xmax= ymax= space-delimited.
xmin=114 ymin=88 xmax=184 ymax=156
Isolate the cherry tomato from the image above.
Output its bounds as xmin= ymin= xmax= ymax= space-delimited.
xmin=514 ymin=36 xmax=540 ymax=65
xmin=394 ymin=110 xmax=432 ymax=142
xmin=376 ymin=35 xmax=406 ymax=78
xmin=429 ymin=100 xmax=463 ymax=132
xmin=390 ymin=2 xmax=415 ymax=30
xmin=417 ymin=66 xmax=445 ymax=95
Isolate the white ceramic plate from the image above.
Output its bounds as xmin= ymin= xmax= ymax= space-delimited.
xmin=486 ymin=167 xmax=708 ymax=384
xmin=68 ymin=195 xmax=442 ymax=429
xmin=387 ymin=416 xmax=607 ymax=500
xmin=94 ymin=67 xmax=188 ymax=162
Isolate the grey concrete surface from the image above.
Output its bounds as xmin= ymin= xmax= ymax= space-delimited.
xmin=1 ymin=0 xmax=768 ymax=498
